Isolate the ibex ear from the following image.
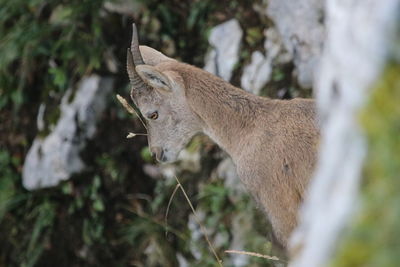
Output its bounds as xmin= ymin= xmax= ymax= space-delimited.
xmin=135 ymin=65 xmax=172 ymax=93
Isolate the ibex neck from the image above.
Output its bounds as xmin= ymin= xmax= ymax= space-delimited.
xmin=180 ymin=65 xmax=263 ymax=157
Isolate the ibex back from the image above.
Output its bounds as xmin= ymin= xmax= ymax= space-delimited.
xmin=126 ymin=24 xmax=319 ymax=247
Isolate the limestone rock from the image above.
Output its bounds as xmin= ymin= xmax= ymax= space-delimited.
xmin=241 ymin=51 xmax=272 ymax=95
xmin=204 ymin=19 xmax=243 ymax=82
xmin=266 ymin=0 xmax=325 ymax=88
xmin=22 ymin=75 xmax=114 ymax=190
xmin=241 ymin=28 xmax=287 ymax=95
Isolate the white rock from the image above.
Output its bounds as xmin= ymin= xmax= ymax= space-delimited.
xmin=204 ymin=19 xmax=243 ymax=82
xmin=266 ymin=0 xmax=325 ymax=88
xmin=289 ymin=0 xmax=399 ymax=266
xmin=176 ymin=253 xmax=189 ymax=267
xmin=22 ymin=75 xmax=114 ymax=190
xmin=241 ymin=28 xmax=288 ymax=95
xmin=264 ymin=28 xmax=287 ymax=61
xmin=36 ymin=103 xmax=46 ymax=131
xmin=241 ymin=51 xmax=271 ymax=95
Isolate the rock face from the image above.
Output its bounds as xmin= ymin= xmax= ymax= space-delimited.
xmin=289 ymin=0 xmax=400 ymax=266
xmin=241 ymin=28 xmax=288 ymax=95
xmin=204 ymin=19 xmax=243 ymax=81
xmin=241 ymin=51 xmax=271 ymax=95
xmin=22 ymin=75 xmax=114 ymax=190
xmin=266 ymin=0 xmax=325 ymax=88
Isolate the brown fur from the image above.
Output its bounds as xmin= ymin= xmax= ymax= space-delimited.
xmin=130 ymin=46 xmax=319 ymax=247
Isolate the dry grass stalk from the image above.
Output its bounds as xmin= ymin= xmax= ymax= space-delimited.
xmin=165 ymin=183 xmax=181 ymax=237
xmin=170 ymin=175 xmax=224 ymax=267
xmin=126 ymin=206 xmax=188 ymax=242
xmin=224 ymin=250 xmax=282 ymax=262
xmin=116 ymin=94 xmax=148 ymax=130
xmin=126 ymin=132 xmax=147 ymax=138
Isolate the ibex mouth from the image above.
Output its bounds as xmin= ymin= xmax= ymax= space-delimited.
xmin=151 ymin=146 xmax=167 ymax=163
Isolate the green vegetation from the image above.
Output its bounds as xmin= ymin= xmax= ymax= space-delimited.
xmin=0 ymin=0 xmax=108 ymax=111
xmin=0 ymin=0 xmax=284 ymax=266
xmin=331 ymin=62 xmax=400 ymax=266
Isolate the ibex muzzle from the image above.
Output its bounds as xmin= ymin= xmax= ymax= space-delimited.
xmin=126 ymin=24 xmax=319 ymax=248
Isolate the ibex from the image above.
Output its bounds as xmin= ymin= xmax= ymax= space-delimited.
xmin=126 ymin=24 xmax=319 ymax=248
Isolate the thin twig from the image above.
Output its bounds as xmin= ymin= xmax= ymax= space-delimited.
xmin=174 ymin=176 xmax=224 ymax=267
xmin=224 ymin=250 xmax=283 ymax=262
xmin=116 ymin=94 xmax=148 ymax=130
xmin=165 ymin=184 xmax=181 ymax=237
xmin=125 ymin=206 xmax=188 ymax=242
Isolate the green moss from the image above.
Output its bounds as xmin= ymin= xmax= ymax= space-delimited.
xmin=331 ymin=62 xmax=400 ymax=266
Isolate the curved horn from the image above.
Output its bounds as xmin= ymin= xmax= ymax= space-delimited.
xmin=126 ymin=24 xmax=151 ymax=97
xmin=130 ymin=23 xmax=145 ymax=65
xmin=127 ymin=48 xmax=136 ymax=84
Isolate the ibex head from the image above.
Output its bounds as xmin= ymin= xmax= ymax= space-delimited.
xmin=127 ymin=24 xmax=203 ymax=163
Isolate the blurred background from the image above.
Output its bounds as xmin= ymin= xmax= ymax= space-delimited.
xmin=1 ymin=0 xmax=399 ymax=266
xmin=0 ymin=0 xmax=308 ymax=266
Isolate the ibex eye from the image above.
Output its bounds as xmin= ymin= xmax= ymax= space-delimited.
xmin=148 ymin=111 xmax=158 ymax=120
